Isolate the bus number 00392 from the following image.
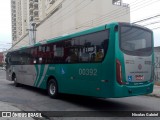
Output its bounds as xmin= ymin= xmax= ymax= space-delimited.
xmin=79 ymin=68 xmax=97 ymax=76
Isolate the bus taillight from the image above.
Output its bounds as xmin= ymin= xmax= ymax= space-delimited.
xmin=116 ymin=59 xmax=124 ymax=85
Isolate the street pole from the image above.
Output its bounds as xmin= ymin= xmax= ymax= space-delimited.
xmin=32 ymin=23 xmax=36 ymax=44
xmin=27 ymin=22 xmax=37 ymax=45
xmin=27 ymin=17 xmax=37 ymax=45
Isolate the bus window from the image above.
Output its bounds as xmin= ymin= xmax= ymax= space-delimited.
xmin=67 ymin=30 xmax=109 ymax=63
xmin=13 ymin=52 xmax=21 ymax=65
xmin=31 ymin=47 xmax=38 ymax=64
xmin=120 ymin=26 xmax=152 ymax=56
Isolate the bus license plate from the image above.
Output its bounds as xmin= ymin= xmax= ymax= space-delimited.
xmin=135 ymin=75 xmax=144 ymax=80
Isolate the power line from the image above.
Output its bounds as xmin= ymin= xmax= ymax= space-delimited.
xmin=151 ymin=26 xmax=160 ymax=30
xmin=87 ymin=0 xmax=160 ymax=27
xmin=42 ymin=0 xmax=76 ymax=26
xmin=48 ymin=0 xmax=92 ymax=27
xmin=49 ymin=0 xmax=85 ymax=24
xmin=0 ymin=43 xmax=12 ymax=46
xmin=130 ymin=15 xmax=160 ymax=30
xmin=143 ymin=20 xmax=160 ymax=26
xmin=53 ymin=0 xmax=160 ymax=36
xmin=66 ymin=0 xmax=158 ymax=30
xmin=46 ymin=0 xmax=145 ymax=35
xmin=133 ymin=15 xmax=160 ymax=23
xmin=49 ymin=0 xmax=142 ymax=28
xmin=45 ymin=0 xmax=160 ymax=39
xmin=47 ymin=0 xmax=146 ymax=30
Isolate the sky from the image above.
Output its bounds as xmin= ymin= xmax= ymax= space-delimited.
xmin=0 ymin=0 xmax=12 ymax=51
xmin=123 ymin=0 xmax=160 ymax=47
xmin=0 ymin=0 xmax=160 ymax=51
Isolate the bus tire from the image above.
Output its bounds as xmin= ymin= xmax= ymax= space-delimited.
xmin=13 ymin=74 xmax=19 ymax=87
xmin=47 ymin=79 xmax=58 ymax=99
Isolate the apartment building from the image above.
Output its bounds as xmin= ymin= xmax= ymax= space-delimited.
xmin=11 ymin=0 xmax=130 ymax=49
xmin=11 ymin=0 xmax=28 ymax=45
xmin=29 ymin=0 xmax=40 ymax=22
xmin=11 ymin=0 xmax=16 ymax=43
xmin=11 ymin=0 xmax=41 ymax=45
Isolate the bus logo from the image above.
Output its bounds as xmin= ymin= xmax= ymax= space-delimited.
xmin=138 ymin=64 xmax=142 ymax=70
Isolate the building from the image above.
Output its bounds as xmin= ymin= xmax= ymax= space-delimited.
xmin=154 ymin=47 xmax=160 ymax=85
xmin=11 ymin=0 xmax=17 ymax=43
xmin=11 ymin=0 xmax=28 ymax=45
xmin=28 ymin=0 xmax=41 ymax=22
xmin=39 ymin=0 xmax=46 ymax=21
xmin=0 ymin=52 xmax=4 ymax=66
xmin=11 ymin=0 xmax=130 ymax=49
xmin=45 ymin=0 xmax=63 ymax=16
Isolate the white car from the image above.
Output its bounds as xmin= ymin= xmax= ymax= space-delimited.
xmin=1 ymin=66 xmax=6 ymax=70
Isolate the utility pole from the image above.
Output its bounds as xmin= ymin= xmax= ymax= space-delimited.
xmin=32 ymin=22 xmax=37 ymax=44
xmin=27 ymin=17 xmax=37 ymax=45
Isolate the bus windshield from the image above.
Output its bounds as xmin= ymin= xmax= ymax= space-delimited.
xmin=120 ymin=24 xmax=153 ymax=56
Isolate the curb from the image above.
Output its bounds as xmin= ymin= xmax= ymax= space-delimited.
xmin=146 ymin=94 xmax=160 ymax=98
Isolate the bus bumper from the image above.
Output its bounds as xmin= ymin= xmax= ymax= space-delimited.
xmin=112 ymin=83 xmax=154 ymax=98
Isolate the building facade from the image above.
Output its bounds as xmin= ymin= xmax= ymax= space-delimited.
xmin=154 ymin=47 xmax=160 ymax=85
xmin=11 ymin=0 xmax=130 ymax=49
xmin=11 ymin=0 xmax=28 ymax=45
xmin=0 ymin=52 xmax=4 ymax=66
xmin=11 ymin=0 xmax=17 ymax=43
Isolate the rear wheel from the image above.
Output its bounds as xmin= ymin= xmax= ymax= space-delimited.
xmin=47 ymin=79 xmax=58 ymax=98
xmin=13 ymin=74 xmax=19 ymax=87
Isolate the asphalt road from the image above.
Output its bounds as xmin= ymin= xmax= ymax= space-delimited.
xmin=0 ymin=70 xmax=160 ymax=120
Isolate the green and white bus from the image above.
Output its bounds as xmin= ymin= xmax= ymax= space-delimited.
xmin=6 ymin=22 xmax=154 ymax=98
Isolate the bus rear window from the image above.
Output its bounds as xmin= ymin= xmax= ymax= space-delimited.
xmin=120 ymin=25 xmax=153 ymax=56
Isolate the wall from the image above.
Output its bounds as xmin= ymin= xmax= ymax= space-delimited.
xmin=36 ymin=0 xmax=130 ymax=42
xmin=154 ymin=47 xmax=160 ymax=85
xmin=13 ymin=35 xmax=30 ymax=50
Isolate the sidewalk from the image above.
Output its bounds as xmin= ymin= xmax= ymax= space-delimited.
xmin=148 ymin=85 xmax=160 ymax=98
xmin=0 ymin=101 xmax=35 ymax=120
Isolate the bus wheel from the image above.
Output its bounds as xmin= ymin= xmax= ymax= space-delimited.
xmin=47 ymin=79 xmax=58 ymax=98
xmin=13 ymin=74 xmax=19 ymax=87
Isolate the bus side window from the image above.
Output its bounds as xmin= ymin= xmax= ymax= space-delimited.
xmin=76 ymin=30 xmax=109 ymax=63
xmin=31 ymin=47 xmax=38 ymax=64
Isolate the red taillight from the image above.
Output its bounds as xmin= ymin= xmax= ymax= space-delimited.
xmin=116 ymin=59 xmax=124 ymax=85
